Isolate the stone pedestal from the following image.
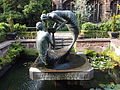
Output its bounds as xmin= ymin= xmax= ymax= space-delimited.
xmin=29 ymin=52 xmax=94 ymax=80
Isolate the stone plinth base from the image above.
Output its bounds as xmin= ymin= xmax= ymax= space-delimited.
xmin=29 ymin=67 xmax=93 ymax=80
xmin=29 ymin=53 xmax=94 ymax=80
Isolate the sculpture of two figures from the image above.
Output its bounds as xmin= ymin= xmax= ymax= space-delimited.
xmin=35 ymin=10 xmax=79 ymax=69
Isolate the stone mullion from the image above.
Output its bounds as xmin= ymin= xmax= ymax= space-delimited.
xmin=97 ymin=1 xmax=100 ymax=22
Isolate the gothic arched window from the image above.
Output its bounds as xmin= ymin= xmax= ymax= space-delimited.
xmin=110 ymin=0 xmax=120 ymax=16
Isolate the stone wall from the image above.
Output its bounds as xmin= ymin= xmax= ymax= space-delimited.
xmin=76 ymin=38 xmax=111 ymax=52
xmin=0 ymin=41 xmax=14 ymax=57
xmin=18 ymin=39 xmax=36 ymax=50
xmin=110 ymin=39 xmax=120 ymax=56
xmin=19 ymin=38 xmax=111 ymax=52
xmin=1 ymin=38 xmax=120 ymax=58
xmin=0 ymin=40 xmax=36 ymax=57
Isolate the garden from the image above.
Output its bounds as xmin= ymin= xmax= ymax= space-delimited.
xmin=0 ymin=0 xmax=120 ymax=90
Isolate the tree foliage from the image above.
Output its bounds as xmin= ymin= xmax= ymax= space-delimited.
xmin=0 ymin=0 xmax=52 ymax=26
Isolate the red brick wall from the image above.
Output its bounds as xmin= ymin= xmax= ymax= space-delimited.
xmin=76 ymin=38 xmax=111 ymax=52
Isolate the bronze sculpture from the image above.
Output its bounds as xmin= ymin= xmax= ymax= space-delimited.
xmin=36 ymin=22 xmax=54 ymax=65
xmin=41 ymin=10 xmax=79 ymax=52
xmin=36 ymin=10 xmax=79 ymax=68
xmin=30 ymin=11 xmax=94 ymax=81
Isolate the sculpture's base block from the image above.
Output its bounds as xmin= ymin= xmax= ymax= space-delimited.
xmin=29 ymin=67 xmax=93 ymax=80
xmin=29 ymin=52 xmax=94 ymax=80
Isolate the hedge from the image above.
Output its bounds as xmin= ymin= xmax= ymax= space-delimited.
xmin=81 ymin=30 xmax=109 ymax=38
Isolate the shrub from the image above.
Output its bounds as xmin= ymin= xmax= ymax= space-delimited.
xmin=0 ymin=22 xmax=9 ymax=33
xmin=0 ymin=27 xmax=6 ymax=35
xmin=81 ymin=22 xmax=98 ymax=30
xmin=14 ymin=23 xmax=27 ymax=33
xmin=99 ymin=22 xmax=111 ymax=31
xmin=101 ymin=48 xmax=120 ymax=64
xmin=16 ymin=31 xmax=37 ymax=39
xmin=99 ymin=17 xmax=120 ymax=32
xmin=81 ymin=22 xmax=108 ymax=38
xmin=0 ymin=22 xmax=9 ymax=42
xmin=0 ymin=22 xmax=9 ymax=32
xmin=0 ymin=42 xmax=25 ymax=70
xmin=83 ymin=49 xmax=117 ymax=69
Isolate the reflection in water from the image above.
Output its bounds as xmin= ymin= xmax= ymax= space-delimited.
xmin=20 ymin=80 xmax=43 ymax=90
xmin=1 ymin=58 xmax=119 ymax=90
xmin=0 ymin=61 xmax=52 ymax=90
xmin=0 ymin=61 xmax=85 ymax=90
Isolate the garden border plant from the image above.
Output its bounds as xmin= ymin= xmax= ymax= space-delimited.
xmin=0 ymin=22 xmax=9 ymax=42
xmin=101 ymin=47 xmax=120 ymax=65
xmin=0 ymin=41 xmax=38 ymax=70
xmin=83 ymin=49 xmax=118 ymax=70
xmin=81 ymin=22 xmax=109 ymax=38
xmin=80 ymin=17 xmax=120 ymax=38
xmin=0 ymin=42 xmax=25 ymax=70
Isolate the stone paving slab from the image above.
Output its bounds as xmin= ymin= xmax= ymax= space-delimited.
xmin=0 ymin=40 xmax=15 ymax=49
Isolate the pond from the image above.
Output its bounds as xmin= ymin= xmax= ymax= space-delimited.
xmin=0 ymin=60 xmax=87 ymax=90
xmin=0 ymin=55 xmax=120 ymax=90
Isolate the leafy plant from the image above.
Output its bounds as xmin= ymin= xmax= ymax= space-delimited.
xmin=83 ymin=50 xmax=117 ymax=69
xmin=99 ymin=83 xmax=120 ymax=90
xmin=0 ymin=22 xmax=9 ymax=42
xmin=14 ymin=23 xmax=27 ymax=33
xmin=0 ymin=22 xmax=9 ymax=32
xmin=84 ymin=50 xmax=98 ymax=58
xmin=0 ymin=22 xmax=9 ymax=31
xmin=82 ymin=22 xmax=98 ymax=30
xmin=99 ymin=22 xmax=111 ymax=31
xmin=0 ymin=42 xmax=25 ymax=70
xmin=101 ymin=48 xmax=120 ymax=64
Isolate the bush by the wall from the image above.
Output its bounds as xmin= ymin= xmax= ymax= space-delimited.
xmin=14 ymin=23 xmax=27 ymax=33
xmin=101 ymin=48 xmax=120 ymax=64
xmin=99 ymin=22 xmax=111 ymax=31
xmin=83 ymin=30 xmax=108 ymax=38
xmin=99 ymin=18 xmax=120 ymax=32
xmin=16 ymin=31 xmax=37 ymax=39
xmin=81 ymin=22 xmax=98 ymax=30
xmin=83 ymin=49 xmax=117 ymax=69
xmin=0 ymin=22 xmax=9 ymax=42
xmin=0 ymin=22 xmax=9 ymax=32
xmin=0 ymin=22 xmax=9 ymax=33
xmin=81 ymin=22 xmax=108 ymax=38
xmin=0 ymin=42 xmax=25 ymax=70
